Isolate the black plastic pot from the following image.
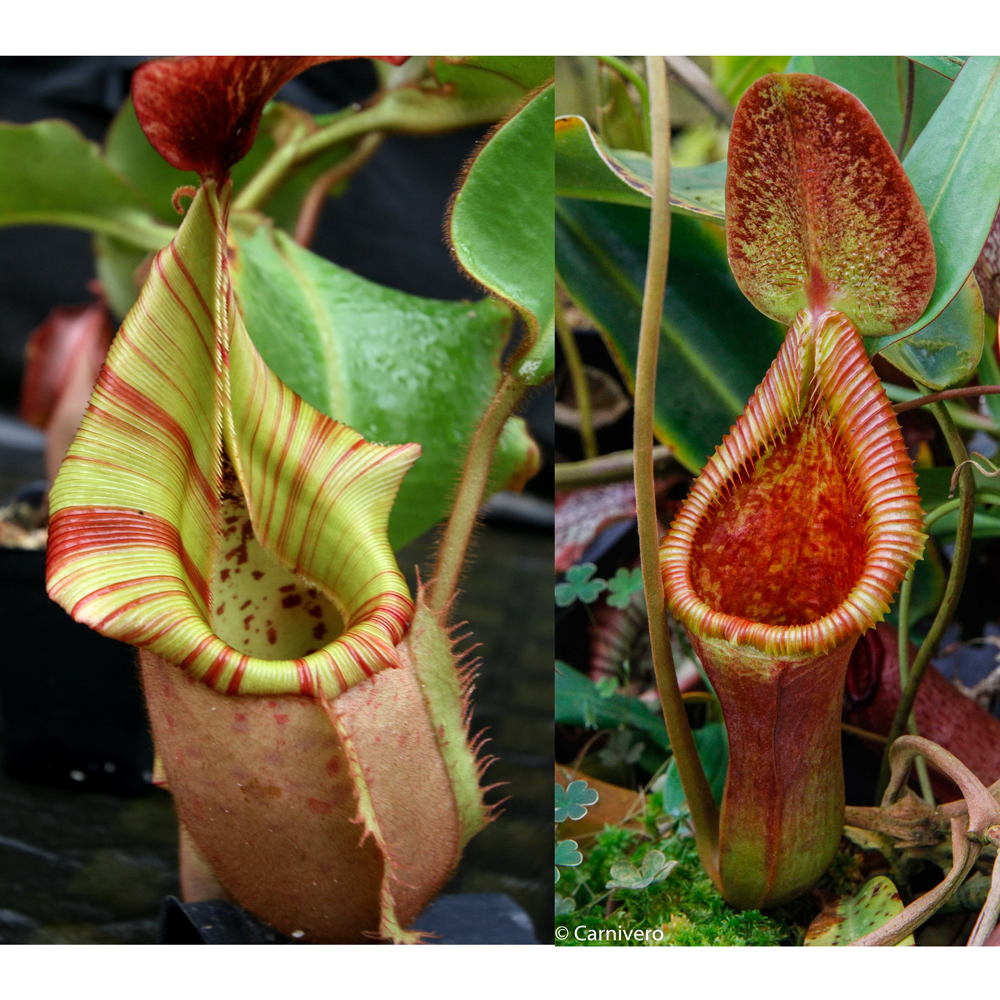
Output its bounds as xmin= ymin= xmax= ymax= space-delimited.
xmin=0 ymin=547 xmax=153 ymax=794
xmin=159 ymin=893 xmax=539 ymax=945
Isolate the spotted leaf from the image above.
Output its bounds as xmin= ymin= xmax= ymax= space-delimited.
xmin=726 ymin=73 xmax=936 ymax=336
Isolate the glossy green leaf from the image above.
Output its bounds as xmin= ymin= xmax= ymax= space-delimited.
xmin=910 ymin=56 xmax=967 ymax=80
xmin=555 ymin=115 xmax=649 ymax=205
xmin=0 ymin=119 xmax=173 ymax=250
xmin=879 ymin=273 xmax=984 ymax=389
xmin=555 ymin=197 xmax=785 ymax=472
xmin=554 ymin=661 xmax=670 ymax=751
xmin=784 ymin=57 xmax=951 ymax=157
xmin=450 ymin=84 xmax=554 ymax=385
xmin=433 ymin=56 xmax=554 ymax=100
xmin=660 ymin=722 xmax=728 ymax=813
xmin=555 ymin=114 xmax=725 ymax=220
xmin=712 ymin=56 xmax=788 ymax=104
xmin=869 ymin=56 xmax=1000 ymax=355
xmin=230 ymin=224 xmax=536 ymax=550
xmin=805 ymin=876 xmax=914 ymax=945
xmin=670 ymin=160 xmax=726 ymax=220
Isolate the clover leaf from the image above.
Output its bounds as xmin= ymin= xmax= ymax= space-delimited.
xmin=555 ymin=779 xmax=600 ymax=823
xmin=597 ymin=728 xmax=644 ymax=767
xmin=555 ymin=893 xmax=577 ymax=916
xmin=555 ymin=563 xmax=608 ymax=606
xmin=555 ymin=838 xmax=583 ymax=883
xmin=606 ymin=567 xmax=645 ymax=609
xmin=605 ymin=850 xmax=678 ymax=891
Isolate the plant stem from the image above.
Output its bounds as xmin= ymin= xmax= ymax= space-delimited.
xmin=597 ymin=56 xmax=651 ymax=150
xmin=895 ymin=565 xmax=935 ymax=804
xmin=883 ymin=382 xmax=998 ymax=433
xmin=876 ymin=400 xmax=976 ymax=800
xmin=555 ymin=291 xmax=598 ymax=459
xmin=663 ymin=56 xmax=734 ymax=126
xmin=555 ymin=446 xmax=675 ymax=489
xmin=891 ymin=383 xmax=1000 ymax=414
xmin=635 ymin=55 xmax=719 ymax=880
xmin=234 ymin=88 xmax=515 ymax=213
xmin=896 ymin=58 xmax=916 ymax=159
xmin=428 ymin=373 xmax=526 ymax=614
xmin=293 ymin=132 xmax=385 ymax=247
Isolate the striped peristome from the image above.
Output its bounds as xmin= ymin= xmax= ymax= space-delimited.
xmin=47 ymin=179 xmax=420 ymax=699
xmin=661 ymin=308 xmax=926 ymax=659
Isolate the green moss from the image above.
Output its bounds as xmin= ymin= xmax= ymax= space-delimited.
xmin=556 ymin=828 xmax=799 ymax=946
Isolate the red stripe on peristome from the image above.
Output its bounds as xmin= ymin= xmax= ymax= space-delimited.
xmin=226 ymin=656 xmax=249 ymax=695
xmin=296 ymin=660 xmax=315 ymax=697
xmin=201 ymin=648 xmax=232 ymax=690
xmin=47 ymin=506 xmax=209 ymax=611
xmin=94 ymin=369 xmax=217 ymax=510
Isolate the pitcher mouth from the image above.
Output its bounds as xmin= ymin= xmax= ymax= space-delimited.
xmin=661 ymin=310 xmax=925 ymax=659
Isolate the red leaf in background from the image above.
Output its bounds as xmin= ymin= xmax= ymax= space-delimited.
xmin=132 ymin=56 xmax=408 ymax=179
xmin=845 ymin=623 xmax=1000 ymax=802
xmin=18 ymin=302 xmax=113 ymax=483
xmin=726 ymin=73 xmax=936 ymax=337
xmin=19 ymin=303 xmax=111 ymax=431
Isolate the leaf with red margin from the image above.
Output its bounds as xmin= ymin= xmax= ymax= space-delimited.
xmin=131 ymin=56 xmax=406 ymax=179
xmin=726 ymin=73 xmax=936 ymax=337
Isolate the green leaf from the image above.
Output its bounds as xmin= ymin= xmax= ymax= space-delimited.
xmin=928 ymin=507 xmax=1000 ymax=540
xmin=909 ymin=57 xmax=967 ymax=80
xmin=102 ymin=96 xmax=199 ymax=224
xmin=554 ymin=661 xmax=671 ymax=751
xmin=669 ymin=159 xmax=726 ymax=220
xmin=885 ymin=538 xmax=947 ymax=629
xmin=554 ymin=114 xmax=725 ymax=220
xmin=605 ymin=850 xmax=678 ymax=890
xmin=555 ymin=115 xmax=650 ymax=205
xmin=597 ymin=63 xmax=647 ymax=152
xmin=805 ymin=876 xmax=914 ymax=945
xmin=555 ymin=779 xmax=600 ymax=823
xmin=869 ymin=56 xmax=1000 ymax=355
xmin=660 ymin=722 xmax=728 ymax=814
xmin=878 ymin=273 xmax=984 ymax=389
xmin=230 ymin=224 xmax=538 ymax=550
xmin=433 ymin=56 xmax=554 ymax=100
xmin=450 ymin=84 xmax=554 ymax=385
xmin=0 ymin=119 xmax=173 ymax=250
xmin=555 ymin=563 xmax=607 ymax=606
xmin=555 ymin=198 xmax=785 ymax=472
xmin=555 ymin=839 xmax=583 ymax=875
xmin=92 ymin=234 xmax=151 ymax=321
xmin=916 ymin=466 xmax=1000 ymax=511
xmin=712 ymin=56 xmax=789 ymax=104
xmin=978 ymin=315 xmax=1000 ymax=427
xmin=606 ymin=567 xmax=644 ymax=609
xmin=783 ymin=56 xmax=952 ymax=156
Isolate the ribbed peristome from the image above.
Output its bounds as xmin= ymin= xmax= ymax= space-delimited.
xmin=661 ymin=309 xmax=925 ymax=657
